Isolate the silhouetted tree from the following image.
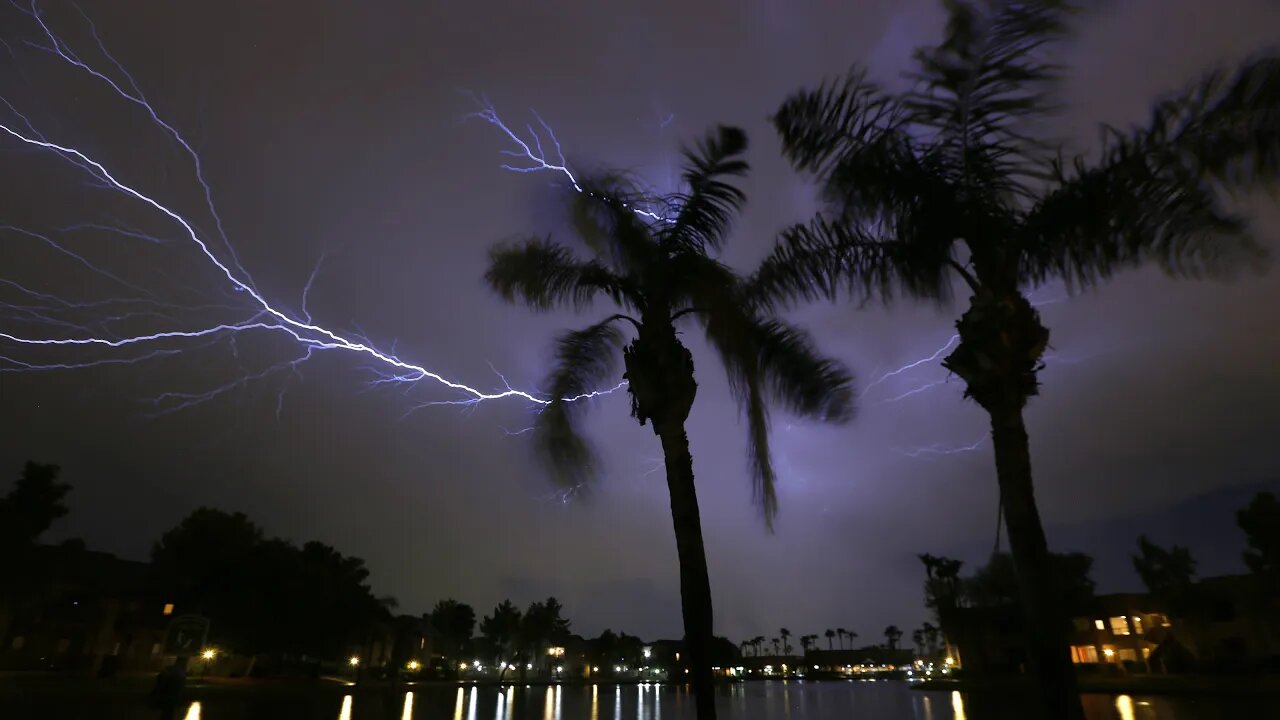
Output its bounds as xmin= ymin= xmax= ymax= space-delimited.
xmin=485 ymin=126 xmax=854 ymax=720
xmin=883 ymin=625 xmax=902 ymax=650
xmin=0 ymin=462 xmax=69 ymax=546
xmin=431 ymin=599 xmax=477 ymax=675
xmin=779 ymin=627 xmax=792 ymax=655
xmin=759 ymin=2 xmax=1278 ymax=712
xmin=967 ymin=552 xmax=1095 ymax=614
xmin=824 ymin=629 xmax=835 ymax=650
xmin=481 ymin=600 xmax=522 ymax=680
xmin=151 ymin=508 xmax=390 ymax=663
xmin=1133 ymin=536 xmax=1198 ymax=614
xmin=522 ymin=597 xmax=571 ymax=675
xmin=836 ymin=627 xmax=847 ymax=649
xmin=1238 ymin=492 xmax=1280 ymax=582
xmin=922 ymin=623 xmax=941 ymax=657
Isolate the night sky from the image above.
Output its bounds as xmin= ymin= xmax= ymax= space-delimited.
xmin=2 ymin=0 xmax=1278 ymax=643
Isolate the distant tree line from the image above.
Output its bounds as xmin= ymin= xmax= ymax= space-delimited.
xmin=1 ymin=461 xmax=747 ymax=673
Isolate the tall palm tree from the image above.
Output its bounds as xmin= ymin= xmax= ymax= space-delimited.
xmin=486 ymin=126 xmax=855 ymax=720
xmin=759 ymin=2 xmax=1278 ymax=717
xmin=753 ymin=636 xmax=766 ymax=658
xmin=771 ymin=637 xmax=780 ymax=656
xmin=836 ymin=627 xmax=848 ymax=650
xmin=884 ymin=625 xmax=902 ymax=651
xmin=824 ymin=628 xmax=835 ymax=650
xmin=740 ymin=639 xmax=752 ymax=657
xmin=779 ymin=628 xmax=792 ymax=655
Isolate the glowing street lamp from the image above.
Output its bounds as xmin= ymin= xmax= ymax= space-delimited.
xmin=407 ymin=660 xmax=421 ymax=671
xmin=201 ymin=648 xmax=217 ymax=661
xmin=348 ymin=656 xmax=360 ymax=667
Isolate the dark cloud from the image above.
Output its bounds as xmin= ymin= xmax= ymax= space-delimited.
xmin=2 ymin=0 xmax=1278 ymax=644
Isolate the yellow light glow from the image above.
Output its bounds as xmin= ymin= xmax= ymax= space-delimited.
xmin=951 ymin=691 xmax=967 ymax=720
xmin=407 ymin=660 xmax=421 ymax=671
xmin=1115 ymin=695 xmax=1136 ymax=720
xmin=547 ymin=646 xmax=565 ymax=657
xmin=200 ymin=648 xmax=216 ymax=661
xmin=460 ymin=662 xmax=469 ymax=671
xmin=401 ymin=692 xmax=414 ymax=720
xmin=339 ymin=695 xmax=353 ymax=720
xmin=182 ymin=701 xmax=202 ymax=720
xmin=1094 ymin=619 xmax=1105 ymax=630
xmin=163 ymin=603 xmax=175 ymax=616
xmin=944 ymin=656 xmax=955 ymax=666
xmin=348 ymin=656 xmax=360 ymax=667
xmin=1103 ymin=648 xmax=1115 ymax=658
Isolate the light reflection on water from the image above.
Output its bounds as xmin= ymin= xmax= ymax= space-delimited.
xmin=1116 ymin=694 xmax=1136 ymax=720
xmin=143 ymin=681 xmax=1280 ymax=719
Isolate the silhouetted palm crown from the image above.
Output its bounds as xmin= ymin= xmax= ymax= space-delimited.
xmin=486 ymin=126 xmax=854 ymax=525
xmin=756 ymin=0 xmax=1276 ymax=374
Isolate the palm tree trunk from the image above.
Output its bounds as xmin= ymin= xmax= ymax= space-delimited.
xmin=657 ymin=420 xmax=716 ymax=720
xmin=989 ymin=403 xmax=1084 ymax=720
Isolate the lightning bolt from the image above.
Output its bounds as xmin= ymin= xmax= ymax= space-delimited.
xmin=464 ymin=95 xmax=669 ymax=223
xmin=0 ymin=5 xmax=625 ymax=413
xmin=893 ymin=435 xmax=988 ymax=459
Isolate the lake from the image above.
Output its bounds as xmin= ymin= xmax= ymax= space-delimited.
xmin=8 ymin=680 xmax=1273 ymax=719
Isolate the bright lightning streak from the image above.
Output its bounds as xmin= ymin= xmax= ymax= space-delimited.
xmin=894 ymin=435 xmax=988 ymax=459
xmin=465 ymin=95 xmax=668 ymax=223
xmin=0 ymin=7 xmax=627 ymax=413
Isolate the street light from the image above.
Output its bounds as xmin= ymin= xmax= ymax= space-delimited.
xmin=201 ymin=648 xmax=216 ymax=661
xmin=349 ymin=656 xmax=360 ymax=667
xmin=407 ymin=660 xmax=421 ymax=671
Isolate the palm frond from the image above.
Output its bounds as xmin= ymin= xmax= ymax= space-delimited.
xmin=750 ymin=217 xmax=952 ymax=309
xmin=534 ymin=316 xmax=631 ymax=487
xmin=570 ymin=174 xmax=662 ymax=278
xmin=662 ymin=125 xmax=750 ymax=254
xmin=906 ymin=0 xmax=1074 ymax=192
xmin=670 ymin=251 xmax=852 ymax=527
xmin=1019 ymin=54 xmax=1279 ymax=288
xmin=485 ymin=238 xmax=633 ymax=311
xmin=750 ymin=318 xmax=855 ymax=423
xmin=773 ymin=69 xmax=903 ymax=177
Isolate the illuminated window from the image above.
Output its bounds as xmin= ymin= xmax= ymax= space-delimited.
xmin=1070 ymin=645 xmax=1099 ymax=663
xmin=1132 ymin=616 xmax=1144 ymax=635
xmin=1142 ymin=647 xmax=1152 ymax=660
xmin=1108 ymin=617 xmax=1130 ymax=636
xmin=163 ymin=603 xmax=175 ymax=616
xmin=546 ymin=646 xmax=565 ymax=657
xmin=1117 ymin=649 xmax=1137 ymax=662
xmin=1094 ymin=619 xmax=1105 ymax=630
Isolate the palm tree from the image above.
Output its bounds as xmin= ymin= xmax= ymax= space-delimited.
xmin=912 ymin=628 xmax=925 ymax=655
xmin=771 ymin=637 xmax=781 ymax=656
xmin=780 ymin=628 xmax=792 ymax=655
xmin=753 ymin=636 xmax=766 ymax=658
xmin=824 ymin=629 xmax=835 ymax=650
xmin=740 ymin=639 xmax=752 ymax=657
xmin=486 ymin=126 xmax=854 ymax=720
xmin=836 ymin=627 xmax=848 ymax=650
xmin=884 ymin=625 xmax=903 ymax=651
xmin=759 ymin=2 xmax=1278 ymax=717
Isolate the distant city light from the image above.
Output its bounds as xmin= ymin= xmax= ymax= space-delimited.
xmin=348 ymin=656 xmax=360 ymax=667
xmin=614 ymin=666 xmax=621 ymax=672
xmin=201 ymin=648 xmax=216 ymax=661
xmin=556 ymin=666 xmax=563 ymax=673
xmin=459 ymin=662 xmax=468 ymax=671
xmin=526 ymin=663 xmax=532 ymax=670
xmin=406 ymin=660 xmax=421 ymax=671
xmin=643 ymin=647 xmax=651 ymax=659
